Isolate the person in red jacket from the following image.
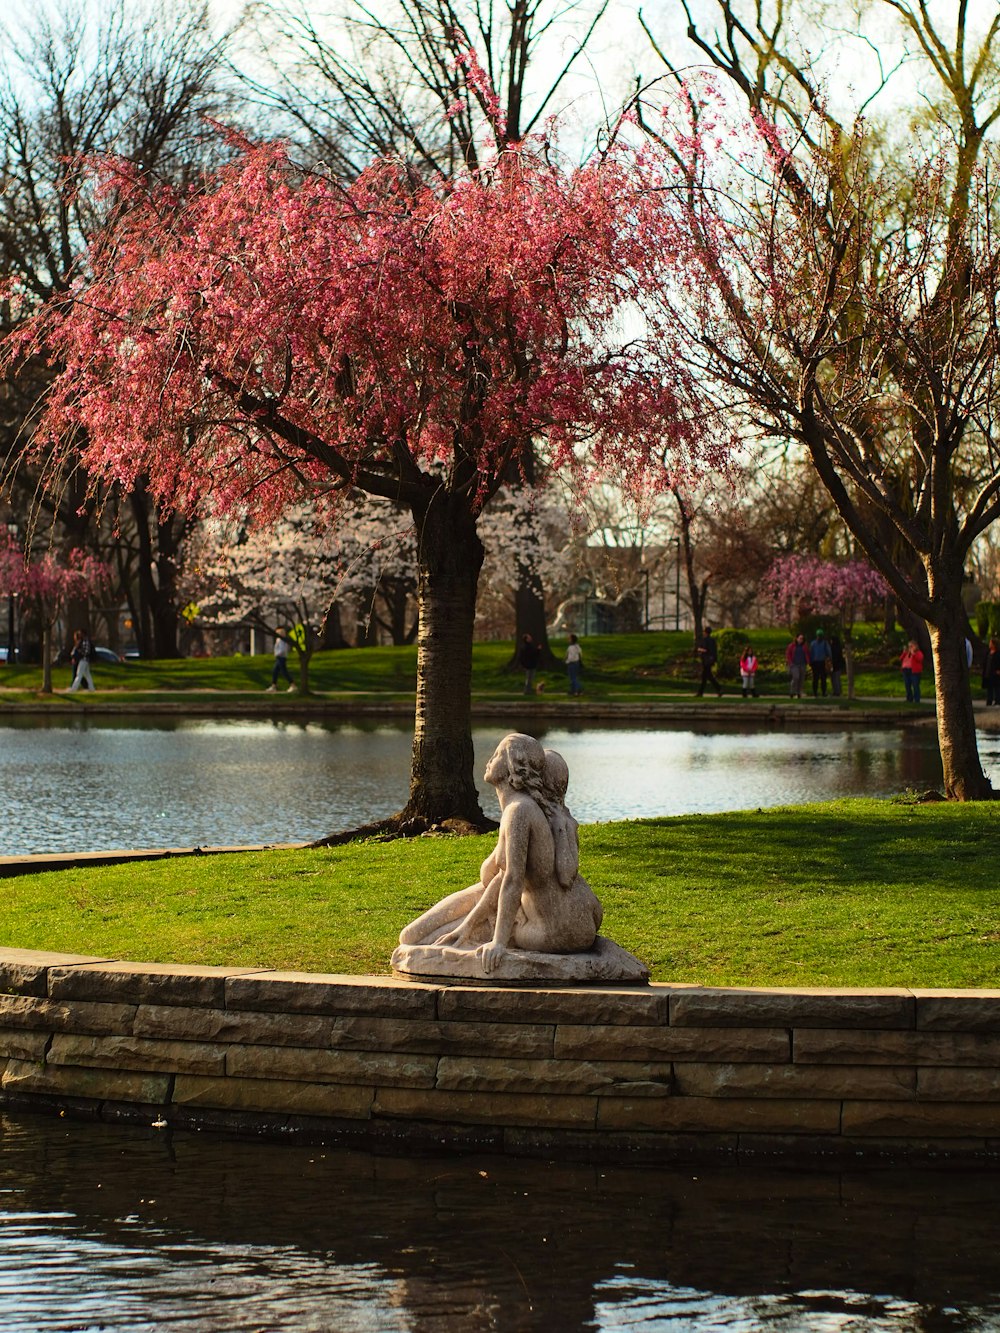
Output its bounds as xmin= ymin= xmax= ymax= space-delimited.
xmin=900 ymin=639 xmax=924 ymax=703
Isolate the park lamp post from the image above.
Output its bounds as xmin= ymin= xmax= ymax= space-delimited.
xmin=577 ymin=577 xmax=592 ymax=637
xmin=5 ymin=522 xmax=17 ymax=665
xmin=674 ymin=537 xmax=681 ymax=633
xmin=638 ymin=567 xmax=650 ymax=631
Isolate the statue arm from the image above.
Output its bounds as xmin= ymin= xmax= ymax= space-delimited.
xmin=478 ymin=807 xmax=529 ymax=974
xmin=437 ymin=870 xmax=501 ymax=946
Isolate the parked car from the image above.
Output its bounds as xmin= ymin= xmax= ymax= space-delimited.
xmin=92 ymin=646 xmax=126 ymax=664
xmin=0 ymin=646 xmax=17 ymax=663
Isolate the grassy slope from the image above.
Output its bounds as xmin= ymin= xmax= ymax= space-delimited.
xmin=0 ymin=625 xmax=929 ymax=703
xmin=4 ymin=799 xmax=998 ymax=988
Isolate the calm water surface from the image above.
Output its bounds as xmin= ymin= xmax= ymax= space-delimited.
xmin=3 ymin=716 xmax=996 ymax=857
xmin=2 ymin=1114 xmax=999 ymax=1332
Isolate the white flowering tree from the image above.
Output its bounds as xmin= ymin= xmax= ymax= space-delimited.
xmin=189 ymin=498 xmax=418 ymax=689
xmin=476 ymin=487 xmax=574 ymax=643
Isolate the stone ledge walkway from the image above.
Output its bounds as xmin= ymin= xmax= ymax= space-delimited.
xmin=0 ymin=692 xmax=955 ymax=728
xmin=0 ymin=842 xmax=307 ymax=880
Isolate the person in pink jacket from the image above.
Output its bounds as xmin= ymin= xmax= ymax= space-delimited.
xmin=900 ymin=639 xmax=924 ymax=703
xmin=739 ymin=644 xmax=759 ymax=697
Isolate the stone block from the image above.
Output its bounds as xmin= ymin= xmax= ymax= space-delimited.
xmin=597 ymin=1094 xmax=841 ymax=1134
xmin=669 ymin=987 xmax=914 ymax=1029
xmin=330 ymin=1016 xmax=555 ymax=1059
xmin=0 ymin=994 xmax=136 ymax=1036
xmin=48 ymin=961 xmax=265 ymax=1008
xmin=914 ymin=990 xmax=1000 ymax=1032
xmin=373 ymin=1085 xmax=598 ymax=1128
xmin=134 ymin=1004 xmax=334 ymax=1048
xmin=0 ymin=1030 xmax=48 ymax=1061
xmin=842 ymin=1100 xmax=1000 ymax=1137
xmin=226 ymin=1043 xmax=437 ymax=1088
xmin=2 ymin=1056 xmax=170 ymax=1105
xmin=794 ymin=1028 xmax=1000 ymax=1067
xmin=225 ymin=972 xmax=439 ymax=1018
xmin=436 ymin=986 xmax=669 ymax=1027
xmin=917 ymin=1068 xmax=1000 ymax=1101
xmin=672 ymin=1062 xmax=914 ymax=1100
xmin=172 ymin=1073 xmax=374 ymax=1119
xmin=436 ymin=1055 xmax=672 ymax=1097
xmin=0 ymin=949 xmax=115 ymax=998
xmin=554 ymin=1023 xmax=789 ymax=1063
xmin=48 ymin=1033 xmax=225 ymax=1076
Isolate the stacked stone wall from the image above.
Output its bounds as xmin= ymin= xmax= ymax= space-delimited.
xmin=2 ymin=948 xmax=1000 ymax=1162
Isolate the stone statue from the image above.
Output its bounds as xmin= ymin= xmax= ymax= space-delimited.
xmin=392 ymin=733 xmax=648 ymax=985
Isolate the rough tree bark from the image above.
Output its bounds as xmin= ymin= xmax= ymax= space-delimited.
xmin=402 ymin=497 xmax=486 ymax=828
xmin=927 ymin=566 xmax=993 ymax=801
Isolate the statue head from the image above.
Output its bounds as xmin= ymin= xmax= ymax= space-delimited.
xmin=485 ymin=733 xmax=546 ymax=797
xmin=542 ymin=748 xmax=569 ymax=803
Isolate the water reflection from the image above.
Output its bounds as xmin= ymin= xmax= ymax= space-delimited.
xmin=1 ymin=715 xmax=996 ymax=856
xmin=0 ymin=1113 xmax=997 ymax=1331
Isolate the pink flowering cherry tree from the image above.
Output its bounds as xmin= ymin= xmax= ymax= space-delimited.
xmin=762 ymin=555 xmax=888 ymax=699
xmin=0 ymin=537 xmax=109 ymax=693
xmin=8 ymin=131 xmax=712 ymax=832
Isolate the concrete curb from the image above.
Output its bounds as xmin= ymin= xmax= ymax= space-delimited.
xmin=0 ymin=842 xmax=308 ymax=879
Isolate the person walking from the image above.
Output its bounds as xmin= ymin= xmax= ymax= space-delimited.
xmin=808 ymin=629 xmax=833 ymax=697
xmin=518 ymin=633 xmax=542 ymax=694
xmin=565 ymin=634 xmax=583 ymax=696
xmin=739 ymin=644 xmax=758 ymax=697
xmin=695 ymin=625 xmax=723 ymax=697
xmin=266 ymin=628 xmax=296 ymax=692
xmin=67 ymin=628 xmax=95 ymax=692
xmin=900 ymin=639 xmax=924 ymax=703
xmin=982 ymin=638 xmax=1000 ymax=706
xmin=786 ymin=633 xmax=807 ymax=698
xmin=829 ymin=633 xmax=845 ymax=697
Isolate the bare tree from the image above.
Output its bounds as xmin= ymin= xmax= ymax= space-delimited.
xmin=639 ymin=0 xmax=1000 ymax=799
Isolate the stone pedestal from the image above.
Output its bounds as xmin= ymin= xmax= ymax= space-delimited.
xmin=391 ymin=935 xmax=649 ymax=987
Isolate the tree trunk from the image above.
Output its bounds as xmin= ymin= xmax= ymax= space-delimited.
xmin=673 ymin=488 xmax=703 ymax=639
xmin=321 ymin=600 xmax=348 ymax=649
xmin=400 ymin=499 xmax=487 ymax=828
xmin=296 ymin=647 xmax=312 ymax=694
xmin=928 ymin=570 xmax=993 ymax=801
xmin=845 ymin=639 xmax=856 ymax=700
xmin=41 ymin=624 xmax=53 ymax=694
xmin=129 ymin=483 xmax=185 ymax=659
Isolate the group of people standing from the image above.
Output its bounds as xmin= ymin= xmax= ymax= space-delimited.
xmin=695 ymin=625 xmax=847 ymax=699
xmin=784 ymin=629 xmax=846 ymax=698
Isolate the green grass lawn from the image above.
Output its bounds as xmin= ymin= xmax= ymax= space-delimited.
xmin=5 ymin=799 xmax=998 ymax=988
xmin=0 ymin=624 xmax=933 ymax=705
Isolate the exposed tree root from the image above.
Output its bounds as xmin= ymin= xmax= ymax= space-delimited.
xmin=307 ymin=811 xmax=498 ymax=847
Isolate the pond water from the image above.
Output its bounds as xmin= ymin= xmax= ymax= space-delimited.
xmin=3 ymin=716 xmax=998 ymax=858
xmin=2 ymin=1113 xmax=999 ymax=1332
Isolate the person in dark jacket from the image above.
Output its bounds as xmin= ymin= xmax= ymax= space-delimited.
xmin=983 ymin=638 xmax=1000 ymax=706
xmin=785 ymin=633 xmax=807 ymax=698
xmin=519 ymin=634 xmax=542 ymax=694
xmin=808 ymin=628 xmax=833 ymax=697
xmin=696 ymin=626 xmax=723 ymax=697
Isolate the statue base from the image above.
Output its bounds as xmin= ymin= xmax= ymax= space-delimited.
xmin=390 ymin=935 xmax=649 ymax=987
